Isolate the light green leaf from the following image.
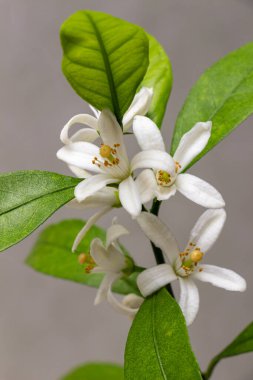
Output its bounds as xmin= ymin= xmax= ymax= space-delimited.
xmin=0 ymin=171 xmax=79 ymax=252
xmin=61 ymin=10 xmax=149 ymax=123
xmin=26 ymin=219 xmax=141 ymax=296
xmin=204 ymin=321 xmax=253 ymax=379
xmin=171 ymin=42 xmax=253 ymax=167
xmin=140 ymin=34 xmax=173 ymax=128
xmin=124 ymin=289 xmax=202 ymax=380
xmin=61 ymin=362 xmax=124 ymax=380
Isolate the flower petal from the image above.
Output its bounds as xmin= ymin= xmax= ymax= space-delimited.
xmin=131 ymin=150 xmax=175 ymax=174
xmin=155 ymin=184 xmax=177 ymax=201
xmin=89 ymin=105 xmax=101 ymax=119
xmin=60 ymin=114 xmax=98 ymax=144
xmin=74 ymin=174 xmax=119 ymax=202
xmin=176 ymin=173 xmax=225 ymax=208
xmin=72 ymin=206 xmax=112 ymax=251
xmin=70 ymin=129 xmax=99 ymax=143
xmin=135 ymin=169 xmax=156 ymax=204
xmin=94 ymin=273 xmax=120 ymax=305
xmin=69 ymin=188 xmax=117 ymax=209
xmin=57 ymin=142 xmax=102 ymax=173
xmin=187 ymin=209 xmax=226 ymax=253
xmin=137 ymin=264 xmax=177 ymax=297
xmin=119 ymin=176 xmax=142 ymax=217
xmin=123 ymin=87 xmax=153 ymax=132
xmin=107 ymin=290 xmax=143 ymax=318
xmin=91 ymin=238 xmax=125 ymax=273
xmin=192 ymin=264 xmax=246 ymax=292
xmin=133 ymin=116 xmax=165 ymax=151
xmin=173 ymin=121 xmax=212 ymax=171
xmin=137 ymin=212 xmax=179 ymax=263
xmin=68 ymin=165 xmax=89 ymax=179
xmin=179 ymin=277 xmax=199 ymax=326
xmin=106 ymin=223 xmax=129 ymax=249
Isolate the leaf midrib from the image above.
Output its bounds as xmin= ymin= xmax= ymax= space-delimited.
xmin=0 ymin=185 xmax=75 ymax=216
xmin=86 ymin=12 xmax=121 ymax=123
xmin=152 ymin=295 xmax=167 ymax=379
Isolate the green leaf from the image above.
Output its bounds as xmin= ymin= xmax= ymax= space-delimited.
xmin=140 ymin=34 xmax=173 ymax=128
xmin=0 ymin=171 xmax=79 ymax=252
xmin=61 ymin=10 xmax=149 ymax=123
xmin=26 ymin=219 xmax=141 ymax=296
xmin=171 ymin=42 xmax=253 ymax=167
xmin=204 ymin=321 xmax=253 ymax=379
xmin=61 ymin=362 xmax=124 ymax=380
xmin=124 ymin=289 xmax=202 ymax=380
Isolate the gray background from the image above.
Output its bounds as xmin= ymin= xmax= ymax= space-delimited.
xmin=1 ymin=0 xmax=253 ymax=379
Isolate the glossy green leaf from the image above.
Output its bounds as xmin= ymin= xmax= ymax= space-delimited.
xmin=140 ymin=34 xmax=173 ymax=128
xmin=171 ymin=42 xmax=253 ymax=167
xmin=204 ymin=321 xmax=253 ymax=379
xmin=26 ymin=219 xmax=141 ymax=296
xmin=0 ymin=171 xmax=79 ymax=252
xmin=61 ymin=10 xmax=149 ymax=123
xmin=61 ymin=362 xmax=124 ymax=380
xmin=124 ymin=289 xmax=202 ymax=380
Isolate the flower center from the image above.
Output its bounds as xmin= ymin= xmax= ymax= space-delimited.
xmin=176 ymin=247 xmax=204 ymax=277
xmin=77 ymin=252 xmax=95 ymax=273
xmin=92 ymin=143 xmax=121 ymax=169
xmin=156 ymin=170 xmax=172 ymax=186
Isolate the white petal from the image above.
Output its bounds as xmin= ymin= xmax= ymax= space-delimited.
xmin=106 ymin=223 xmax=129 ymax=249
xmin=176 ymin=174 xmax=225 ymax=208
xmin=123 ymin=87 xmax=153 ymax=132
xmin=119 ymin=176 xmax=142 ymax=217
xmin=94 ymin=273 xmax=119 ymax=305
xmin=57 ymin=142 xmax=102 ymax=173
xmin=131 ymin=150 xmax=175 ymax=174
xmin=137 ymin=264 xmax=177 ymax=297
xmin=72 ymin=206 xmax=112 ymax=251
xmin=192 ymin=264 xmax=246 ymax=292
xmin=133 ymin=116 xmax=165 ymax=151
xmin=91 ymin=239 xmax=125 ymax=273
xmin=74 ymin=174 xmax=119 ymax=202
xmin=179 ymin=277 xmax=199 ymax=326
xmin=107 ymin=290 xmax=143 ymax=318
xmin=173 ymin=121 xmax=212 ymax=171
xmin=155 ymin=184 xmax=177 ymax=201
xmin=70 ymin=129 xmax=99 ymax=143
xmin=89 ymin=104 xmax=101 ymax=119
xmin=68 ymin=165 xmax=89 ymax=179
xmin=60 ymin=114 xmax=98 ymax=144
xmin=137 ymin=212 xmax=179 ymax=263
xmin=187 ymin=209 xmax=226 ymax=253
xmin=69 ymin=187 xmax=117 ymax=209
xmin=135 ymin=169 xmax=157 ymax=203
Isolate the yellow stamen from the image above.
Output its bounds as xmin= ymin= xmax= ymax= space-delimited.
xmin=190 ymin=249 xmax=204 ymax=263
xmin=78 ymin=253 xmax=87 ymax=265
xmin=156 ymin=170 xmax=171 ymax=186
xmin=100 ymin=144 xmax=112 ymax=158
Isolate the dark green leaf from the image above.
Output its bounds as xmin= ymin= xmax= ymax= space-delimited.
xmin=61 ymin=362 xmax=124 ymax=380
xmin=171 ymin=42 xmax=253 ymax=167
xmin=204 ymin=321 xmax=253 ymax=379
xmin=124 ymin=289 xmax=202 ymax=380
xmin=61 ymin=10 xmax=149 ymax=123
xmin=0 ymin=171 xmax=79 ymax=252
xmin=140 ymin=34 xmax=173 ymax=128
xmin=26 ymin=219 xmax=141 ymax=296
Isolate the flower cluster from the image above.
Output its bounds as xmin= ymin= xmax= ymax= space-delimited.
xmin=57 ymin=87 xmax=246 ymax=325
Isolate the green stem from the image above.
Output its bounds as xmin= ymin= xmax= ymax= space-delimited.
xmin=149 ymin=199 xmax=175 ymax=298
xmin=202 ymin=355 xmax=221 ymax=379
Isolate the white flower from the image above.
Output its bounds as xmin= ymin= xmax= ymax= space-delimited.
xmin=57 ymin=109 xmax=174 ymax=217
xmin=89 ymin=221 xmax=143 ymax=318
xmin=137 ymin=210 xmax=246 ymax=325
xmin=69 ymin=187 xmax=120 ymax=252
xmin=133 ymin=116 xmax=225 ymax=208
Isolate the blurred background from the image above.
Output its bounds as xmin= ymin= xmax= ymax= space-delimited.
xmin=1 ymin=0 xmax=253 ymax=379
